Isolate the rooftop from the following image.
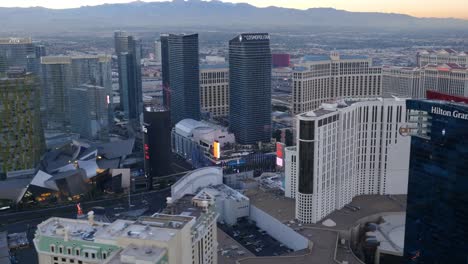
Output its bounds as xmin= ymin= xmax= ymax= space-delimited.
xmin=196 ymin=184 xmax=249 ymax=203
xmin=37 ymin=214 xmax=195 ymax=245
xmin=200 ymin=63 xmax=229 ymax=70
xmin=300 ymin=98 xmax=406 ymax=119
xmin=116 ymin=244 xmax=166 ymax=263
xmin=302 ymin=54 xmax=368 ymax=62
xmin=162 ymin=194 xmax=206 ymax=220
xmin=375 ymin=213 xmax=406 ymax=255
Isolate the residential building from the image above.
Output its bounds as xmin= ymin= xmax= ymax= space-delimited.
xmin=382 ymin=66 xmax=423 ymax=98
xmin=416 ymin=49 xmax=468 ymax=67
xmin=0 ymin=69 xmax=45 ymax=178
xmin=292 ymin=52 xmax=382 ymax=115
xmin=168 ymin=33 xmax=201 ymax=124
xmin=403 ymin=100 xmax=468 ymax=263
xmin=69 ymin=84 xmax=109 ymax=141
xmin=229 ymin=33 xmax=272 ymax=145
xmin=291 ymin=98 xmax=410 ymax=223
xmin=200 ymin=64 xmax=229 ymax=118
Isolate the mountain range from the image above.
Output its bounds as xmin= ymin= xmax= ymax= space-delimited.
xmin=1 ymin=0 xmax=467 ymax=34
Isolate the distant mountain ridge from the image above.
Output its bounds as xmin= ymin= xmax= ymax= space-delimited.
xmin=1 ymin=0 xmax=467 ymax=34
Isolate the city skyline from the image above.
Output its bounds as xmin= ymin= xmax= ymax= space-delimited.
xmin=1 ymin=0 xmax=468 ymax=19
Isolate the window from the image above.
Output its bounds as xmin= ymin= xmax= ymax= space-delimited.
xmin=50 ymin=245 xmax=55 ymax=253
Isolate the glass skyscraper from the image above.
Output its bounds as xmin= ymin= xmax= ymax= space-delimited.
xmin=41 ymin=56 xmax=112 ymax=131
xmin=69 ymin=84 xmax=109 ymax=141
xmin=229 ymin=33 xmax=272 ymax=145
xmin=404 ymin=99 xmax=468 ymax=263
xmin=115 ymin=33 xmax=143 ymax=121
xmin=0 ymin=70 xmax=45 ymax=178
xmin=160 ymin=34 xmax=170 ymax=109
xmin=168 ymin=33 xmax=200 ymax=125
xmin=41 ymin=56 xmax=73 ymax=130
xmin=0 ymin=38 xmax=38 ymax=75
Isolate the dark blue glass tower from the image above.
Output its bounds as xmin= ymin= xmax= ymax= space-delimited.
xmin=404 ymin=100 xmax=468 ymax=263
xmin=168 ymin=33 xmax=200 ymax=125
xmin=229 ymin=33 xmax=272 ymax=145
xmin=116 ymin=34 xmax=142 ymax=121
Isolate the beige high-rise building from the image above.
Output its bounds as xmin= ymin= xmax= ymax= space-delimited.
xmin=382 ymin=66 xmax=423 ymax=98
xmin=417 ymin=49 xmax=468 ymax=67
xmin=383 ymin=64 xmax=468 ymax=99
xmin=34 ymin=194 xmax=218 ymax=264
xmin=421 ymin=63 xmax=468 ymax=98
xmin=292 ymin=52 xmax=382 ymax=114
xmin=200 ymin=64 xmax=229 ymax=118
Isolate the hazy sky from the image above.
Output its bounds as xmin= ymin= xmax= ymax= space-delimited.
xmin=1 ymin=0 xmax=467 ymax=19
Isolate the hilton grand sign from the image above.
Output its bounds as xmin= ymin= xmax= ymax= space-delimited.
xmin=431 ymin=107 xmax=468 ymax=120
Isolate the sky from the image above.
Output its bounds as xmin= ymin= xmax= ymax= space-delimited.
xmin=0 ymin=0 xmax=467 ymax=19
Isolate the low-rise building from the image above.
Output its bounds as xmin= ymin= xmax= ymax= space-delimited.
xmin=170 ymin=167 xmax=250 ymax=226
xmin=34 ymin=195 xmax=218 ymax=264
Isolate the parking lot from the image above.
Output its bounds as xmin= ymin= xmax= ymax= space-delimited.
xmin=218 ymin=218 xmax=293 ymax=257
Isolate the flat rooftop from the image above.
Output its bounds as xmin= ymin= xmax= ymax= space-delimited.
xmin=246 ymin=189 xmax=406 ymax=231
xmin=244 ymin=188 xmax=406 ymax=264
xmin=104 ymin=244 xmax=167 ymax=264
xmin=375 ymin=213 xmax=406 ymax=255
xmin=196 ymin=184 xmax=249 ymax=202
xmin=37 ymin=214 xmax=195 ymax=244
xmin=161 ymin=194 xmax=205 ymax=219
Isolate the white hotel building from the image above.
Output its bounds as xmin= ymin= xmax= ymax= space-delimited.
xmin=292 ymin=52 xmax=382 ymax=115
xmin=286 ymin=98 xmax=410 ymax=224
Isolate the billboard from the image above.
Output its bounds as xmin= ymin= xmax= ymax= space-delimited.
xmin=213 ymin=141 xmax=221 ymax=160
xmin=276 ymin=142 xmax=285 ymax=167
